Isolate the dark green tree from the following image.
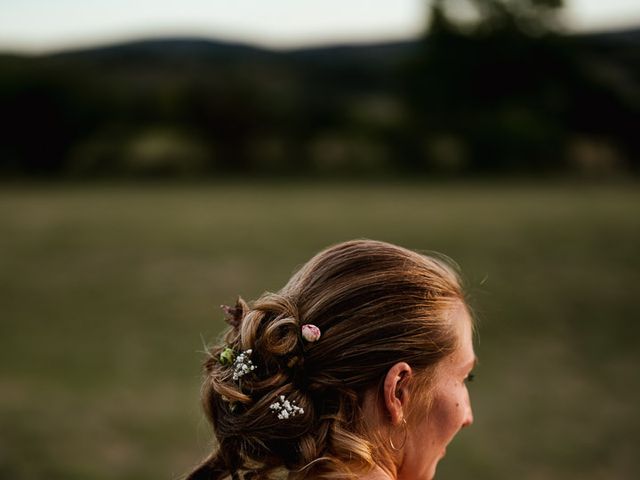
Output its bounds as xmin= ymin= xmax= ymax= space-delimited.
xmin=404 ymin=0 xmax=580 ymax=174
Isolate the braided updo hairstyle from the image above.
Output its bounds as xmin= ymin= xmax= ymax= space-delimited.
xmin=187 ymin=239 xmax=469 ymax=480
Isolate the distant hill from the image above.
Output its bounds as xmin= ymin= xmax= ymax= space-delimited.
xmin=3 ymin=25 xmax=638 ymax=66
xmin=17 ymin=36 xmax=419 ymax=66
xmin=580 ymin=26 xmax=640 ymax=45
xmin=2 ymin=27 xmax=638 ymax=95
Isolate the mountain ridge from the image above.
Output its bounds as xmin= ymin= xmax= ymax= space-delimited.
xmin=3 ymin=24 xmax=638 ymax=63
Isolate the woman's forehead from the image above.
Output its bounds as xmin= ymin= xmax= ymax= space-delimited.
xmin=448 ymin=305 xmax=475 ymax=365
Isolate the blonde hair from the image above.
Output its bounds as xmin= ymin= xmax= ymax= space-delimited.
xmin=187 ymin=239 xmax=468 ymax=480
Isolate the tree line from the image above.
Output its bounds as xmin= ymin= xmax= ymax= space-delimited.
xmin=1 ymin=0 xmax=638 ymax=178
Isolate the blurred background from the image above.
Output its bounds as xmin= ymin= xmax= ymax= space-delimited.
xmin=0 ymin=1 xmax=639 ymax=479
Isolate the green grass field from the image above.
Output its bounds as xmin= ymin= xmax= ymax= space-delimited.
xmin=1 ymin=182 xmax=638 ymax=480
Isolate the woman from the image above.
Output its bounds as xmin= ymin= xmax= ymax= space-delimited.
xmin=188 ymin=239 xmax=476 ymax=480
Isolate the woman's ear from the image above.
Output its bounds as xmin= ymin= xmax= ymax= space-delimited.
xmin=383 ymin=362 xmax=412 ymax=425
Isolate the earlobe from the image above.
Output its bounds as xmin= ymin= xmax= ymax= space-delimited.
xmin=383 ymin=362 xmax=412 ymax=425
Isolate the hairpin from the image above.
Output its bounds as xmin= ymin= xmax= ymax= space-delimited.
xmin=301 ymin=324 xmax=321 ymax=343
xmin=220 ymin=297 xmax=248 ymax=329
xmin=219 ymin=347 xmax=236 ymax=366
xmin=232 ymin=349 xmax=257 ymax=380
xmin=269 ymin=395 xmax=304 ymax=420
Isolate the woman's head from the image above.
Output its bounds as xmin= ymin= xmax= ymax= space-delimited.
xmin=189 ymin=239 xmax=475 ymax=480
xmin=379 ymin=302 xmax=475 ymax=480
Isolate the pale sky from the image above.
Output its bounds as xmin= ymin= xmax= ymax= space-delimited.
xmin=0 ymin=0 xmax=639 ymax=54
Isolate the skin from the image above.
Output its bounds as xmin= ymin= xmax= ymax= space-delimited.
xmin=362 ymin=303 xmax=476 ymax=480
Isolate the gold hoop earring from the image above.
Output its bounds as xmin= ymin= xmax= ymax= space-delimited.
xmin=389 ymin=418 xmax=408 ymax=451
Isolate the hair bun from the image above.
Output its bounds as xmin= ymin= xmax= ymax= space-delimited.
xmin=240 ymin=293 xmax=301 ymax=357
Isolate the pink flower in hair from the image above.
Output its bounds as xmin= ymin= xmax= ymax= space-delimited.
xmin=301 ymin=324 xmax=321 ymax=342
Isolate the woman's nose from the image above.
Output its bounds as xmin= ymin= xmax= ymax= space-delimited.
xmin=462 ymin=402 xmax=474 ymax=428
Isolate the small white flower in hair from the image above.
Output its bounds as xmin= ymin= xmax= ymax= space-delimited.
xmin=232 ymin=349 xmax=257 ymax=381
xmin=269 ymin=394 xmax=304 ymax=420
xmin=301 ymin=324 xmax=321 ymax=342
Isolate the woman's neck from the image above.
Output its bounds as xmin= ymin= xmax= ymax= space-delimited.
xmin=359 ymin=465 xmax=394 ymax=480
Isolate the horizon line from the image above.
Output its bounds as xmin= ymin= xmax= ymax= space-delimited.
xmin=1 ymin=21 xmax=639 ymax=57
